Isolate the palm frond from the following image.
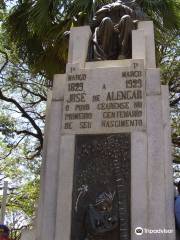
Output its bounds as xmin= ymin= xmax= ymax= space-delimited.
xmin=4 ymin=0 xmax=180 ymax=79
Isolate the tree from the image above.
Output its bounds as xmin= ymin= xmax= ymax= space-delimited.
xmin=0 ymin=8 xmax=46 ymax=225
xmin=157 ymin=31 xmax=180 ymax=164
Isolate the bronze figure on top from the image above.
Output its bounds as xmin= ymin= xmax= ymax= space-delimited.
xmin=88 ymin=0 xmax=146 ymax=61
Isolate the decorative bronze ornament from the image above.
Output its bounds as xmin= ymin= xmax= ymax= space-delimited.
xmin=71 ymin=134 xmax=131 ymax=240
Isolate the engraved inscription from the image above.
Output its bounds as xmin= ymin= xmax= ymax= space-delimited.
xmin=63 ymin=60 xmax=146 ymax=134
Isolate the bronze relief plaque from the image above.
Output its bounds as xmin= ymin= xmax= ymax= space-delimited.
xmin=71 ymin=134 xmax=131 ymax=240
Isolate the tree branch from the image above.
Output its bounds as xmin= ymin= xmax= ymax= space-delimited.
xmin=0 ymin=136 xmax=25 ymax=160
xmin=15 ymin=130 xmax=39 ymax=139
xmin=19 ymin=83 xmax=47 ymax=101
xmin=0 ymin=89 xmax=43 ymax=147
xmin=0 ymin=49 xmax=8 ymax=73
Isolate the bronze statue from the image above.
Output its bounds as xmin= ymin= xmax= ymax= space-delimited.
xmin=84 ymin=192 xmax=119 ymax=240
xmin=87 ymin=0 xmax=146 ymax=61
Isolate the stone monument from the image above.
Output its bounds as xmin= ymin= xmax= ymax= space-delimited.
xmin=36 ymin=1 xmax=175 ymax=240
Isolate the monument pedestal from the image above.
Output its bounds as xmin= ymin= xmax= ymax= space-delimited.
xmin=36 ymin=22 xmax=175 ymax=240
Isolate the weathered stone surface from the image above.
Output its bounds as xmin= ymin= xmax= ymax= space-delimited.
xmin=63 ymin=59 xmax=146 ymax=134
xmin=36 ymin=90 xmax=52 ymax=240
xmin=147 ymin=95 xmax=167 ymax=239
xmin=85 ymin=59 xmax=131 ymax=69
xmin=68 ymin=26 xmax=91 ymax=67
xmin=146 ymin=68 xmax=161 ymax=96
xmin=53 ymin=74 xmax=66 ymax=101
xmin=132 ymin=29 xmax=146 ymax=62
xmin=55 ymin=135 xmax=75 ymax=240
xmin=138 ymin=21 xmax=156 ymax=68
xmin=131 ymin=131 xmax=148 ymax=240
xmin=38 ymin=100 xmax=63 ymax=240
xmin=161 ymin=86 xmax=176 ymax=240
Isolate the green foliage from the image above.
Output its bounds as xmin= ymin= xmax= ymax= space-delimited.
xmin=5 ymin=0 xmax=69 ymax=79
xmin=0 ymin=114 xmax=15 ymax=136
xmin=157 ymin=31 xmax=180 ymax=165
xmin=141 ymin=0 xmax=180 ymax=31
xmin=0 ymin=137 xmax=41 ymax=224
xmin=4 ymin=0 xmax=180 ymax=79
xmin=0 ymin=6 xmax=46 ymax=226
xmin=7 ymin=179 xmax=40 ymax=217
